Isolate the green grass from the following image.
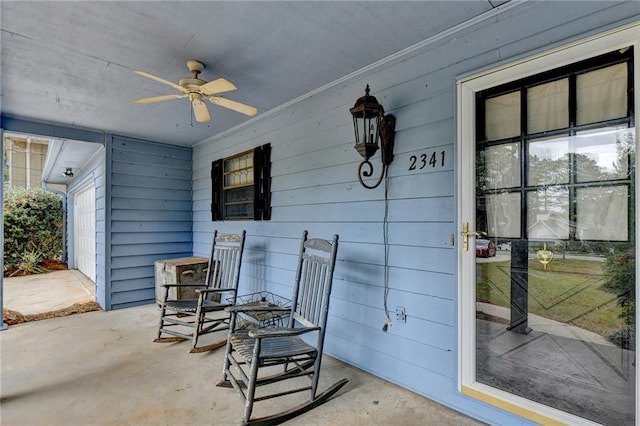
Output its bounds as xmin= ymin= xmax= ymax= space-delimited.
xmin=477 ymin=258 xmax=625 ymax=337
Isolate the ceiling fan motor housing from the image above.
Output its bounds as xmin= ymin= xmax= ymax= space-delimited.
xmin=179 ymin=78 xmax=206 ymax=90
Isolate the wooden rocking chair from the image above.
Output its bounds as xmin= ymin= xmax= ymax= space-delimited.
xmin=155 ymin=230 xmax=246 ymax=353
xmin=217 ymin=230 xmax=348 ymax=425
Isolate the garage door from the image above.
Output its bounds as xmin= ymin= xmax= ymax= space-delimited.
xmin=74 ymin=183 xmax=95 ymax=282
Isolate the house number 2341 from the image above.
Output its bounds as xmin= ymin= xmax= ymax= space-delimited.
xmin=408 ymin=150 xmax=445 ymax=171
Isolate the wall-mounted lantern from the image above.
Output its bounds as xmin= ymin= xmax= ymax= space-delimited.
xmin=350 ymin=85 xmax=396 ymax=189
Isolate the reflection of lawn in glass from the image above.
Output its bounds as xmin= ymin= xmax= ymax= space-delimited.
xmin=477 ymin=259 xmax=622 ymax=337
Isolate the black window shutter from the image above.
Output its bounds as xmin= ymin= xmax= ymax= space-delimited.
xmin=253 ymin=143 xmax=271 ymax=220
xmin=211 ymin=159 xmax=223 ymax=221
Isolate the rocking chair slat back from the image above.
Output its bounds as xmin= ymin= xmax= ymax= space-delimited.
xmin=208 ymin=233 xmax=245 ymax=292
xmin=290 ymin=235 xmax=338 ymax=332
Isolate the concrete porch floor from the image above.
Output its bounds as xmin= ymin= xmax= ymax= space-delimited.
xmin=1 ymin=278 xmax=483 ymax=426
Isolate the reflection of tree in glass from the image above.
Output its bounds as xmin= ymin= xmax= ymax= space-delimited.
xmin=576 ymin=153 xmax=618 ymax=182
xmin=476 ymin=150 xmax=487 ymax=193
xmin=484 ymin=144 xmax=520 ymax=189
xmin=612 ymin=130 xmax=635 ymax=177
xmin=529 ymin=154 xmax=569 ymax=186
xmin=530 ymin=152 xmax=624 ymax=191
xmin=603 ymin=248 xmax=636 ymax=349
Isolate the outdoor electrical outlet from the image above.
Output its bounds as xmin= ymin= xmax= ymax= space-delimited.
xmin=395 ymin=306 xmax=406 ymax=323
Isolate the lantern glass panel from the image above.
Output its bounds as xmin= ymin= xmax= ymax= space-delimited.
xmin=362 ymin=114 xmax=381 ymax=146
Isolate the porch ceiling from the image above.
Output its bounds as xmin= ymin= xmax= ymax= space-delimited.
xmin=1 ymin=1 xmax=504 ymax=147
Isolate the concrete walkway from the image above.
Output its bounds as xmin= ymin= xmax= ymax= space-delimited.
xmin=3 ymin=269 xmax=95 ymax=315
xmin=476 ymin=302 xmax=614 ymax=346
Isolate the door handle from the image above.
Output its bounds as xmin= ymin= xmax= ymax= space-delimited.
xmin=460 ymin=222 xmax=485 ymax=251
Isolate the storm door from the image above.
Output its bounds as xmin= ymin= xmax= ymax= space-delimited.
xmin=458 ymin=29 xmax=638 ymax=426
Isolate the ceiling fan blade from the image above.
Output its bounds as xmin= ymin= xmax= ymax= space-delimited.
xmin=209 ymin=96 xmax=258 ymax=116
xmin=192 ymin=99 xmax=211 ymax=122
xmin=133 ymin=70 xmax=187 ymax=93
xmin=199 ymin=78 xmax=237 ymax=96
xmin=134 ymin=94 xmax=187 ymax=104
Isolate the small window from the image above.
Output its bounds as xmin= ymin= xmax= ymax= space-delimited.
xmin=211 ymin=143 xmax=271 ymax=221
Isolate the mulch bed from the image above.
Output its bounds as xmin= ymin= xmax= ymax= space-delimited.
xmin=41 ymin=259 xmax=69 ymax=271
xmin=3 ymin=301 xmax=102 ymax=325
xmin=3 ymin=260 xmax=69 ymax=278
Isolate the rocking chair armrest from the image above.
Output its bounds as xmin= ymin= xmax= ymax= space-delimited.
xmin=161 ymin=283 xmax=206 ymax=288
xmin=196 ymin=288 xmax=237 ymax=295
xmin=248 ymin=326 xmax=320 ymax=339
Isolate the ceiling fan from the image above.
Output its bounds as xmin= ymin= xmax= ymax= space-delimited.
xmin=133 ymin=60 xmax=257 ymax=123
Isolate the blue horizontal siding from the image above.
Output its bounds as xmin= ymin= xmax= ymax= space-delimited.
xmin=108 ymin=136 xmax=192 ymax=309
xmin=111 ymin=253 xmax=188 ymax=269
xmin=111 ymin=232 xmax=191 ymax=245
xmin=111 ymin=221 xmax=191 ymax=233
xmin=111 ymin=209 xmax=192 ymax=222
xmin=111 ymin=174 xmax=192 ymax=191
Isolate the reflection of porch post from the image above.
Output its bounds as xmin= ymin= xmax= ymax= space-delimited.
xmin=508 ymin=240 xmax=531 ymax=334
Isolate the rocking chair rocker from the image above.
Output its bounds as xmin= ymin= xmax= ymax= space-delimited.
xmin=217 ymin=231 xmax=347 ymax=425
xmin=155 ymin=230 xmax=245 ymax=352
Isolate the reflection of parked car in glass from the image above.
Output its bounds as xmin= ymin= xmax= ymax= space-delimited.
xmin=497 ymin=242 xmax=511 ymax=251
xmin=476 ymin=239 xmax=496 ymax=257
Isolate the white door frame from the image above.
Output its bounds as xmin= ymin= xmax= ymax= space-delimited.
xmin=456 ymin=22 xmax=640 ymax=425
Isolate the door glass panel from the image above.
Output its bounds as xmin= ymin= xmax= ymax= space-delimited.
xmin=527 ymin=187 xmax=570 ymax=240
xmin=528 ymin=79 xmax=569 ymax=133
xmin=528 ymin=136 xmax=570 ymax=185
xmin=483 ymin=143 xmax=521 ymax=189
xmin=481 ymin=192 xmax=521 ymax=238
xmin=576 ymin=126 xmax=633 ymax=182
xmin=485 ymin=91 xmax=521 ymax=140
xmin=476 ymin=128 xmax=636 ymax=425
xmin=576 ymin=186 xmax=628 ymax=241
xmin=577 ymin=63 xmax=627 ymax=125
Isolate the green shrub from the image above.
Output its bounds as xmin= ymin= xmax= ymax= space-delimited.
xmin=602 ymin=249 xmax=636 ymax=340
xmin=607 ymin=327 xmax=635 ymax=350
xmin=4 ymin=187 xmax=63 ymax=271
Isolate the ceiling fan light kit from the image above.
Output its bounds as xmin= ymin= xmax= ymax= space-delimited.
xmin=133 ymin=60 xmax=257 ymax=123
